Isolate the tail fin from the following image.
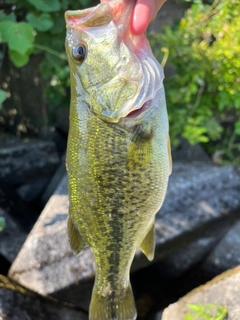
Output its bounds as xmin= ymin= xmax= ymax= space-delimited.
xmin=89 ymin=285 xmax=137 ymax=320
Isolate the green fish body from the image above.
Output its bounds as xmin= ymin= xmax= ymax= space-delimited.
xmin=65 ymin=1 xmax=172 ymax=319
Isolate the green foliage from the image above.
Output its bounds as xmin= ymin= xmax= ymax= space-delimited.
xmin=26 ymin=13 xmax=54 ymax=32
xmin=181 ymin=0 xmax=214 ymax=4
xmin=185 ymin=303 xmax=228 ymax=320
xmin=0 ymin=0 xmax=92 ymax=120
xmin=150 ymin=0 xmax=240 ymax=163
xmin=0 ymin=217 xmax=6 ymax=232
xmin=0 ymin=20 xmax=34 ymax=66
xmin=0 ymin=89 xmax=7 ymax=108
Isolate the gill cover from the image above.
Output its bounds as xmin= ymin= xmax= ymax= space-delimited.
xmin=65 ymin=0 xmax=164 ymax=122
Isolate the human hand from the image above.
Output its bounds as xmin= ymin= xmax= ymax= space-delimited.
xmin=131 ymin=0 xmax=167 ymax=35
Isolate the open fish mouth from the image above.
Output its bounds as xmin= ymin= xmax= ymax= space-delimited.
xmin=125 ymin=98 xmax=153 ymax=118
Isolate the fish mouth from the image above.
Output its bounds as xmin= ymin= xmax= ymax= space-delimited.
xmin=124 ymin=99 xmax=152 ymax=118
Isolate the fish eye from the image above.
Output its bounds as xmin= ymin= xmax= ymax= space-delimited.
xmin=72 ymin=43 xmax=87 ymax=62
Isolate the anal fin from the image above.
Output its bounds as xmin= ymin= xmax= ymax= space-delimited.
xmin=139 ymin=220 xmax=155 ymax=261
xmin=68 ymin=217 xmax=89 ymax=255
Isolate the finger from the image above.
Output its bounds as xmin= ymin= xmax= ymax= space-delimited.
xmin=131 ymin=0 xmax=155 ymax=35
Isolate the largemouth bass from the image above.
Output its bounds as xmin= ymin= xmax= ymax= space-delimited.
xmin=65 ymin=0 xmax=172 ymax=319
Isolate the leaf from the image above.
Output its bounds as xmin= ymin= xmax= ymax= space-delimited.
xmin=185 ymin=314 xmax=195 ymax=320
xmin=0 ymin=12 xmax=16 ymax=22
xmin=235 ymin=121 xmax=240 ymax=136
xmin=205 ymin=304 xmax=215 ymax=309
xmin=60 ymin=0 xmax=69 ymax=10
xmin=0 ymin=89 xmax=7 ymax=107
xmin=187 ymin=303 xmax=206 ymax=316
xmin=9 ymin=50 xmax=30 ymax=67
xmin=215 ymin=306 xmax=228 ymax=320
xmin=0 ymin=217 xmax=6 ymax=232
xmin=26 ymin=13 xmax=54 ymax=32
xmin=26 ymin=0 xmax=61 ymax=12
xmin=0 ymin=21 xmax=34 ymax=55
xmin=49 ymin=14 xmax=65 ymax=34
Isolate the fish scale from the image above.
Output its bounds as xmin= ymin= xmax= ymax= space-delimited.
xmin=67 ymin=97 xmax=169 ymax=294
xmin=65 ymin=1 xmax=171 ymax=319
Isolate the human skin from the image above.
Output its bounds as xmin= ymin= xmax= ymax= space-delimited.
xmin=131 ymin=0 xmax=167 ymax=35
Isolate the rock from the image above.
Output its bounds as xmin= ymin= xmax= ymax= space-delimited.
xmin=161 ymin=266 xmax=240 ymax=320
xmin=0 ymin=182 xmax=38 ymax=232
xmin=16 ymin=178 xmax=50 ymax=203
xmin=9 ymin=163 xmax=240 ymax=312
xmin=40 ymin=154 xmax=67 ymax=206
xmin=0 ymin=135 xmax=60 ymax=186
xmin=39 ymin=126 xmax=67 ymax=155
xmin=171 ymin=138 xmax=210 ymax=162
xmin=55 ymin=108 xmax=70 ymax=137
xmin=131 ymin=226 xmax=232 ymax=319
xmin=0 ymin=207 xmax=27 ymax=263
xmin=0 ymin=253 xmax=11 ymax=276
xmin=203 ymin=219 xmax=240 ymax=274
xmin=0 ymin=275 xmax=88 ymax=320
xmin=0 ymin=182 xmax=38 ymax=266
xmin=149 ymin=222 xmax=230 ymax=279
xmin=134 ymin=162 xmax=240 ymax=269
xmin=9 ymin=175 xmax=95 ymax=311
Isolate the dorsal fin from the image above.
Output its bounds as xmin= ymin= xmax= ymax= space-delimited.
xmin=65 ymin=2 xmax=113 ymax=28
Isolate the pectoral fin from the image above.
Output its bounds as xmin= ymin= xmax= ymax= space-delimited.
xmin=139 ymin=220 xmax=155 ymax=261
xmin=68 ymin=217 xmax=89 ymax=255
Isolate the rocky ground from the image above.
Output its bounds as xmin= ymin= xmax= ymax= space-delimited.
xmin=1 ymin=129 xmax=240 ymax=319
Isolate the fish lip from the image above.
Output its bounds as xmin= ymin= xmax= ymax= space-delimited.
xmin=124 ymin=99 xmax=152 ymax=119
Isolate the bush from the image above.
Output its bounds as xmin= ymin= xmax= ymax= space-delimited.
xmin=150 ymin=0 xmax=240 ymax=163
xmin=0 ymin=0 xmax=92 ymax=115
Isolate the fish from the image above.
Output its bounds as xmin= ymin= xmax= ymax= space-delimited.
xmin=65 ymin=0 xmax=172 ymax=319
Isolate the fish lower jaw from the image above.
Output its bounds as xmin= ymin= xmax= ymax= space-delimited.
xmin=124 ymin=103 xmax=147 ymax=118
xmin=125 ymin=100 xmax=152 ymax=119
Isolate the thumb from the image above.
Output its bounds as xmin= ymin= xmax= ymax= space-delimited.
xmin=131 ymin=0 xmax=155 ymax=35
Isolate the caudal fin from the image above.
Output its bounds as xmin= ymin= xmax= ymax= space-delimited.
xmin=89 ymin=285 xmax=137 ymax=320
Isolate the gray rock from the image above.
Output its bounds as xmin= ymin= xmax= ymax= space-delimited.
xmin=0 ymin=182 xmax=38 ymax=232
xmin=203 ymin=219 xmax=240 ymax=274
xmin=0 ymin=207 xmax=27 ymax=262
xmin=161 ymin=266 xmax=240 ymax=320
xmin=151 ymin=222 xmax=230 ymax=279
xmin=40 ymin=154 xmax=67 ymax=206
xmin=134 ymin=162 xmax=240 ymax=269
xmin=9 ymin=163 xmax=240 ymax=312
xmin=0 ymin=135 xmax=60 ymax=186
xmin=171 ymin=138 xmax=210 ymax=162
xmin=16 ymin=178 xmax=49 ymax=202
xmin=39 ymin=126 xmax=67 ymax=155
xmin=0 ymin=275 xmax=88 ymax=320
xmin=9 ymin=175 xmax=95 ymax=311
